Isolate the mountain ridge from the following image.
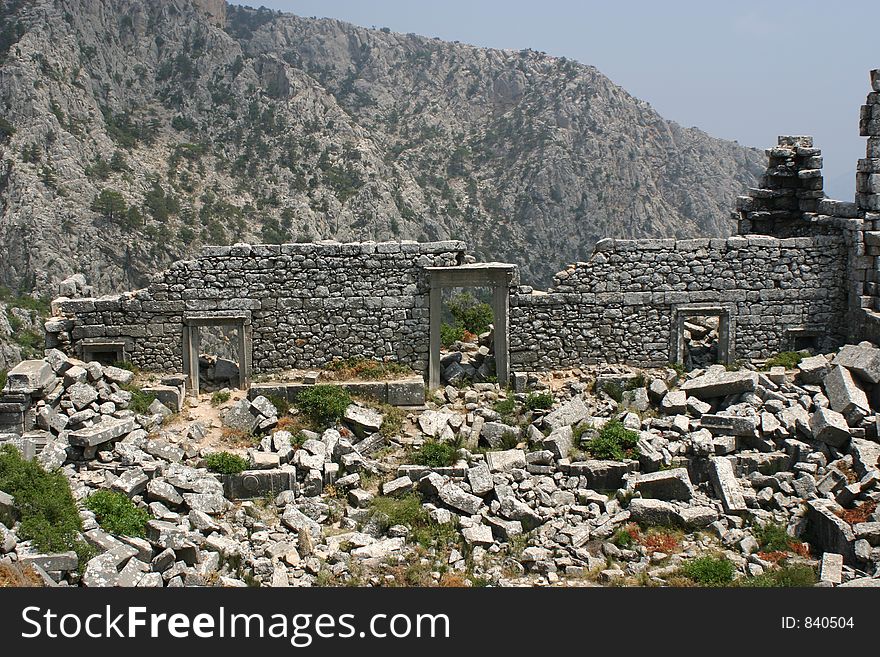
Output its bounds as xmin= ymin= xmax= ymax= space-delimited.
xmin=0 ymin=0 xmax=764 ymax=295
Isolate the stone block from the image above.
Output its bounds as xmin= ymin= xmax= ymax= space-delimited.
xmin=386 ymin=379 xmax=425 ymax=406
xmin=834 ymin=343 xmax=880 ymax=384
xmin=5 ymin=360 xmax=55 ymax=394
xmin=680 ymin=370 xmax=758 ymax=399
xmin=824 ymin=365 xmax=869 ymax=425
xmin=485 ymin=449 xmax=527 ymax=473
xmin=69 ymin=417 xmax=136 ymax=447
xmin=631 ymin=467 xmax=694 ymax=501
xmin=810 ymin=407 xmax=851 ymax=448
xmin=708 ymin=457 xmax=748 ymax=514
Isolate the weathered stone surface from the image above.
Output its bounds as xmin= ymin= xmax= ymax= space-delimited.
xmin=824 ymin=365 xmax=869 ymax=424
xmin=834 ymin=343 xmax=880 ymax=383
xmin=485 ymin=449 xmax=526 ymax=473
xmin=5 ymin=360 xmax=55 ymax=393
xmin=708 ymin=457 xmax=748 ymax=514
xmin=437 ymin=481 xmax=483 ymax=515
xmin=381 ymin=476 xmax=413 ymax=497
xmin=461 ymin=524 xmax=494 ymax=546
xmin=498 ymin=495 xmax=543 ymax=530
xmin=805 ymin=500 xmax=857 ymax=565
xmin=69 ymin=417 xmax=136 ymax=447
xmin=344 ymin=404 xmax=383 ymax=437
xmin=568 ymin=460 xmax=633 ymax=490
xmin=797 ymin=355 xmax=831 ymax=384
xmin=543 ymin=395 xmax=590 ymax=429
xmin=541 ymin=425 xmax=573 ymax=460
xmin=810 ymin=407 xmax=851 ymax=447
xmin=632 ymin=468 xmax=694 ymax=501
xmin=680 ymin=369 xmax=758 ymax=398
xmin=111 ymin=468 xmax=148 ymax=497
xmin=628 ymin=498 xmax=679 ymax=526
xmin=466 ymin=463 xmax=494 ymax=496
xmin=67 ymin=381 xmax=99 ymax=410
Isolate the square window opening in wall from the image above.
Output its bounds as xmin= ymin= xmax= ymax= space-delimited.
xmin=786 ymin=328 xmax=822 ymax=354
xmin=672 ymin=305 xmax=732 ymax=371
xmin=81 ymin=341 xmax=127 ymax=366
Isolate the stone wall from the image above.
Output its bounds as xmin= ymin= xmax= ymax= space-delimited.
xmin=509 ymin=232 xmax=849 ymax=370
xmin=47 ymin=241 xmax=465 ymax=375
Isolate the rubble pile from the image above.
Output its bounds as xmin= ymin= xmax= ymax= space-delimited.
xmin=1 ymin=342 xmax=880 ymax=587
xmin=441 ymin=328 xmax=496 ymax=385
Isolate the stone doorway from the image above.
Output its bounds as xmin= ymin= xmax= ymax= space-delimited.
xmin=426 ymin=264 xmax=516 ymax=389
xmin=182 ymin=314 xmax=251 ymax=396
xmin=671 ymin=305 xmax=732 ymax=370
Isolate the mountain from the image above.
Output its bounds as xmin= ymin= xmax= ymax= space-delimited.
xmin=0 ymin=0 xmax=764 ymax=295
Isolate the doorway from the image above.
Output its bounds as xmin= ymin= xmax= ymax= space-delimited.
xmin=427 ymin=264 xmax=515 ymax=389
xmin=182 ymin=315 xmax=251 ymax=396
xmin=671 ymin=305 xmax=732 ymax=370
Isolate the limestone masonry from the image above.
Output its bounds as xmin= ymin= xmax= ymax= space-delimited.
xmin=44 ymin=70 xmax=880 ymax=387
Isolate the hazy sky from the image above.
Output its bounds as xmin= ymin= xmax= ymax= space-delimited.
xmin=233 ymin=1 xmax=878 ymax=200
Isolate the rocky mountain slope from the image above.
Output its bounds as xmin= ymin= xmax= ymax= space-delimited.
xmin=0 ymin=0 xmax=763 ymax=295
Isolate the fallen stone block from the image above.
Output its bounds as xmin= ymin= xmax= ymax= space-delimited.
xmin=142 ymin=385 xmax=182 ymax=413
xmin=631 ymin=467 xmax=694 ymax=501
xmin=111 ymin=468 xmax=148 ymax=497
xmin=5 ymin=360 xmax=56 ymax=394
xmin=344 ymin=404 xmax=383 ymax=438
xmin=461 ymin=524 xmax=494 ymax=546
xmin=381 ymin=476 xmax=413 ymax=497
xmin=797 ymin=355 xmax=831 ymax=384
xmin=660 ymin=390 xmax=687 ymax=414
xmin=810 ymin=407 xmax=851 ymax=448
xmin=819 ymin=552 xmax=843 ymax=584
xmin=805 ymin=500 xmax=857 ymax=565
xmin=628 ymin=498 xmax=679 ymax=526
xmin=69 ymin=417 xmax=136 ymax=447
xmin=485 ymin=449 xmax=526 ymax=473
xmin=498 ymin=495 xmax=543 ymax=530
xmin=834 ymin=343 xmax=880 ymax=384
xmin=543 ymin=395 xmax=590 ymax=430
xmin=437 ymin=481 xmax=483 ymax=515
xmin=466 ymin=463 xmax=494 ymax=496
xmin=708 ymin=457 xmax=748 ymax=515
xmin=541 ymin=425 xmax=573 ymax=460
xmin=567 ymin=460 xmax=635 ymax=490
xmin=680 ymin=370 xmax=758 ymax=399
xmin=824 ymin=365 xmax=870 ymax=425
xmin=700 ymin=413 xmax=758 ymax=436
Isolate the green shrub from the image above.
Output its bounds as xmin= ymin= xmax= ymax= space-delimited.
xmin=205 ymin=451 xmax=249 ymax=475
xmin=85 ymin=490 xmax=149 ymax=538
xmin=763 ymin=351 xmax=809 ymax=370
xmin=753 ymin=522 xmax=793 ymax=553
xmin=584 ymin=420 xmax=640 ymax=460
xmin=378 ymin=405 xmax=406 ymax=438
xmin=678 ymin=556 xmax=735 ymax=587
xmin=0 ymin=369 xmax=6 ymax=391
xmin=440 ymin=323 xmax=465 ymax=348
xmin=210 ymin=390 xmax=231 ymax=406
xmin=602 ymin=382 xmax=624 ymax=403
xmin=266 ymin=393 xmax=290 ymax=416
xmin=0 ymin=444 xmax=83 ymax=552
xmin=294 ymin=384 xmax=351 ymax=428
xmin=493 ymin=396 xmax=516 ymax=421
xmin=370 ymin=493 xmax=459 ymax=550
xmin=112 ymin=360 xmax=137 ymax=372
xmin=524 ymin=392 xmax=554 ymax=411
xmin=412 ymin=440 xmax=458 ymax=467
xmin=447 ymin=292 xmax=493 ymax=335
xmin=740 ymin=563 xmax=817 ymax=587
xmin=123 ymin=386 xmax=156 ymax=415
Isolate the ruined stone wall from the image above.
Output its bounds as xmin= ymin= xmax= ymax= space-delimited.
xmin=509 ymin=233 xmax=849 ymax=371
xmin=47 ymin=241 xmax=465 ymax=374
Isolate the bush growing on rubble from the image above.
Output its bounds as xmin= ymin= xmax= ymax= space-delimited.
xmin=294 ymin=384 xmax=351 ymax=428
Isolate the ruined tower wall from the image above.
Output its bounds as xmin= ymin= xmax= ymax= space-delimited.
xmin=48 ymin=241 xmax=465 ymax=374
